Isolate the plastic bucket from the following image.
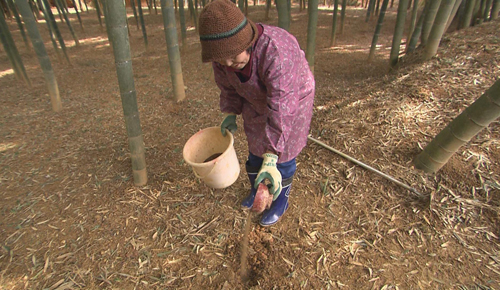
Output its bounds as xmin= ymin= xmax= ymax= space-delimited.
xmin=182 ymin=126 xmax=240 ymax=189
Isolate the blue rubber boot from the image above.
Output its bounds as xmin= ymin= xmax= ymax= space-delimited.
xmin=259 ymin=176 xmax=293 ymax=227
xmin=241 ymin=164 xmax=259 ymax=209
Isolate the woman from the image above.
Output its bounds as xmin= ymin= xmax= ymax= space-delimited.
xmin=199 ymin=0 xmax=315 ymax=226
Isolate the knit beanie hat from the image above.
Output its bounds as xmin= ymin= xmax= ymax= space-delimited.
xmin=199 ymin=0 xmax=258 ymax=63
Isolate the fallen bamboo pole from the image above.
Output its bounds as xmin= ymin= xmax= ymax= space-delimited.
xmin=308 ymin=135 xmax=424 ymax=197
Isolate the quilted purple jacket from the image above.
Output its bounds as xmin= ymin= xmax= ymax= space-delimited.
xmin=213 ymin=24 xmax=315 ymax=163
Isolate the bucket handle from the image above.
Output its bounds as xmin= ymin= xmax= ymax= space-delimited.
xmin=192 ymin=161 xmax=217 ymax=180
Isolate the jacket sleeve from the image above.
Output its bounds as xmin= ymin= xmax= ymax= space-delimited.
xmin=213 ymin=63 xmax=244 ymax=115
xmin=260 ymin=40 xmax=302 ymax=158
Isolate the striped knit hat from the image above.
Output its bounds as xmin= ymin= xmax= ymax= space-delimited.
xmin=199 ymin=0 xmax=258 ymax=63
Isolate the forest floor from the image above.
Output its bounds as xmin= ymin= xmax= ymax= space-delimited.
xmin=1 ymin=3 xmax=500 ymax=289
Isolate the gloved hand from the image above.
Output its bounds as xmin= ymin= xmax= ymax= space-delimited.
xmin=254 ymin=153 xmax=282 ymax=201
xmin=220 ymin=113 xmax=237 ymax=136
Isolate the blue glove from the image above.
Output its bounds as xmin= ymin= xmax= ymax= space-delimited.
xmin=254 ymin=153 xmax=282 ymax=200
xmin=220 ymin=113 xmax=237 ymax=136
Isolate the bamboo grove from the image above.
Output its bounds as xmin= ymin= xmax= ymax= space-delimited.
xmin=0 ymin=0 xmax=498 ymax=183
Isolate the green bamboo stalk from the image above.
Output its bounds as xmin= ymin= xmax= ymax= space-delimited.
xmin=61 ymin=0 xmax=70 ymax=14
xmin=329 ymin=0 xmax=339 ymax=47
xmin=492 ymin=0 xmax=500 ymax=19
xmin=54 ymin=0 xmax=64 ymax=22
xmin=461 ymin=0 xmax=476 ymax=28
xmin=126 ymin=14 xmax=131 ymax=37
xmin=407 ymin=0 xmax=419 ymax=41
xmin=137 ymin=0 xmax=148 ymax=48
xmin=445 ymin=0 xmax=463 ymax=32
xmin=368 ymin=0 xmax=389 ymax=61
xmin=6 ymin=0 xmax=30 ymax=49
xmin=455 ymin=0 xmax=466 ymax=29
xmin=423 ymin=0 xmax=456 ymax=60
xmin=483 ymin=0 xmax=493 ymax=20
xmin=389 ymin=0 xmax=408 ymax=67
xmin=187 ymin=0 xmax=197 ymax=30
xmin=101 ymin=0 xmax=111 ymax=36
xmin=29 ymin=0 xmax=41 ymax=21
xmin=286 ymin=0 xmax=291 ymax=24
xmin=160 ymin=0 xmax=185 ymax=101
xmin=105 ymin=0 xmax=147 ymax=185
xmin=477 ymin=0 xmax=485 ymax=23
xmin=178 ymin=0 xmax=187 ymax=46
xmin=94 ymin=0 xmax=103 ymax=27
xmin=130 ymin=0 xmax=140 ymax=29
xmin=0 ymin=12 xmax=18 ymax=76
xmin=70 ymin=0 xmax=85 ymax=31
xmin=55 ymin=0 xmax=80 ymax=45
xmin=414 ymin=79 xmax=500 ymax=173
xmin=471 ymin=0 xmax=480 ymax=24
xmin=407 ymin=0 xmax=430 ymax=53
xmin=1 ymin=0 xmax=12 ymax=18
xmin=421 ymin=0 xmax=442 ymax=46
xmin=0 ymin=8 xmax=30 ymax=84
xmin=265 ymin=0 xmax=271 ymax=20
xmin=37 ymin=0 xmax=61 ymax=60
xmin=490 ymin=0 xmax=500 ymax=21
xmin=17 ymin=0 xmax=62 ymax=111
xmin=276 ymin=0 xmax=290 ymax=31
xmin=238 ymin=0 xmax=244 ymax=12
xmin=365 ymin=0 xmax=375 ymax=21
xmin=340 ymin=0 xmax=346 ymax=34
xmin=41 ymin=0 xmax=71 ymax=64
xmin=305 ymin=0 xmax=318 ymax=73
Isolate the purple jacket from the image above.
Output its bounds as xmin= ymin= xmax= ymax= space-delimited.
xmin=213 ymin=24 xmax=315 ymax=163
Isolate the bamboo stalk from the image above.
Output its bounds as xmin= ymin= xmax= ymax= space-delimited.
xmin=329 ymin=0 xmax=339 ymax=47
xmin=407 ymin=0 xmax=430 ymax=53
xmin=420 ymin=0 xmax=442 ymax=45
xmin=0 ymin=8 xmax=30 ymax=84
xmin=340 ymin=0 xmax=346 ymax=34
xmin=17 ymin=0 xmax=62 ymax=111
xmin=41 ymin=0 xmax=71 ymax=64
xmin=6 ymin=0 xmax=30 ymax=49
xmin=55 ymin=0 xmax=80 ymax=46
xmin=37 ymin=0 xmax=60 ymax=60
xmin=160 ymin=0 xmax=185 ymax=101
xmin=368 ymin=0 xmax=389 ymax=61
xmin=130 ymin=0 xmax=140 ymax=29
xmin=105 ymin=0 xmax=147 ymax=186
xmin=414 ymin=79 xmax=500 ymax=173
xmin=423 ymin=0 xmax=456 ymax=60
xmin=389 ymin=0 xmax=409 ymax=67
xmin=137 ymin=0 xmax=148 ymax=48
xmin=306 ymin=0 xmax=319 ymax=73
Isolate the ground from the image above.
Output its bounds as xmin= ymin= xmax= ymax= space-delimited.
xmin=1 ymin=3 xmax=499 ymax=289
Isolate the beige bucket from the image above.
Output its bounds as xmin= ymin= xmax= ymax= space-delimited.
xmin=183 ymin=126 xmax=240 ymax=189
